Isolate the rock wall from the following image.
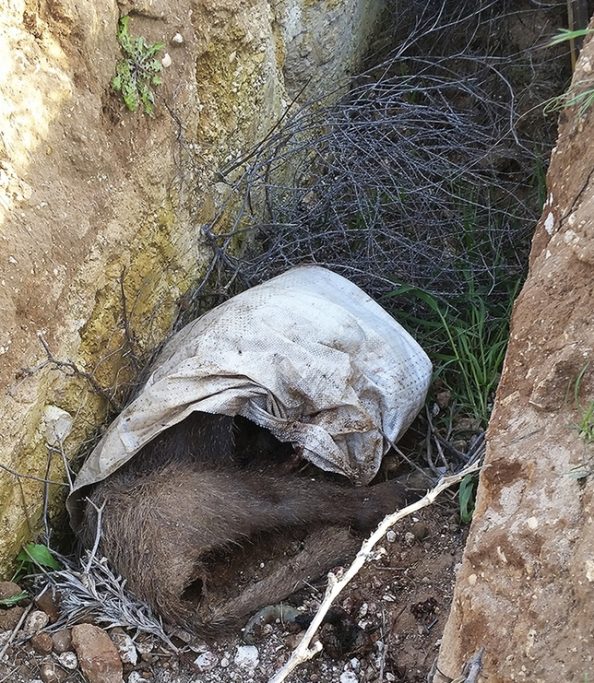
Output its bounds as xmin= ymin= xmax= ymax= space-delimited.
xmin=0 ymin=0 xmax=384 ymax=572
xmin=434 ymin=35 xmax=594 ymax=682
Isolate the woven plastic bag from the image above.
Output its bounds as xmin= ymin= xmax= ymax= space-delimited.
xmin=68 ymin=265 xmax=431 ymax=521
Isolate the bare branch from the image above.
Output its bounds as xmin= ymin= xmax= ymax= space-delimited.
xmin=83 ymin=498 xmax=106 ymax=575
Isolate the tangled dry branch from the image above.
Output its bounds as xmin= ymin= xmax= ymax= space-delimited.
xmin=182 ymin=0 xmax=562 ymax=326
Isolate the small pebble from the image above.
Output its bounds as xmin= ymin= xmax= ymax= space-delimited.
xmin=51 ymin=629 xmax=72 ymax=653
xmin=436 ymin=390 xmax=451 ymax=408
xmin=234 ymin=644 xmax=259 ymax=670
xmin=220 ymin=656 xmax=230 ymax=668
xmin=340 ymin=672 xmax=358 ymax=683
xmin=386 ymin=529 xmax=396 ymax=543
xmin=0 ymin=581 xmax=23 ymax=600
xmin=58 ymin=651 xmax=78 ymax=670
xmin=161 ymin=53 xmax=172 ymax=68
xmin=284 ymin=633 xmax=301 ymax=649
xmin=411 ymin=521 xmax=429 ymax=540
xmin=127 ymin=673 xmax=150 ymax=683
xmin=39 ymin=660 xmax=67 ymax=683
xmin=0 ymin=606 xmax=25 ymax=631
xmin=71 ymin=623 xmax=123 ymax=683
xmin=194 ymin=650 xmax=218 ymax=672
xmin=404 ymin=531 xmax=416 ymax=546
xmin=135 ymin=636 xmax=153 ymax=655
xmin=35 ymin=589 xmax=61 ymax=622
xmin=31 ymin=632 xmax=53 ymax=654
xmin=24 ymin=610 xmax=50 ymax=636
xmin=111 ymin=629 xmax=138 ymax=666
xmin=171 ymin=32 xmax=184 ymax=44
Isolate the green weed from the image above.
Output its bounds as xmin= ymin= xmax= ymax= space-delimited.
xmin=12 ymin=542 xmax=61 ymax=581
xmin=387 ymin=279 xmax=517 ymax=427
xmin=0 ymin=591 xmax=28 ymax=607
xmin=111 ymin=16 xmax=164 ymax=115
xmin=572 ymin=363 xmax=594 ymax=444
xmin=548 ymin=28 xmax=593 ymax=47
xmin=459 ymin=473 xmax=479 ymax=523
xmin=545 ymin=28 xmax=594 ymax=116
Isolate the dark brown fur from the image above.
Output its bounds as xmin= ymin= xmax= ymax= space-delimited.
xmin=80 ymin=412 xmax=406 ymax=636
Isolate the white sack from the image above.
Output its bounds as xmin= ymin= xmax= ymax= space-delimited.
xmin=68 ymin=265 xmax=431 ymax=520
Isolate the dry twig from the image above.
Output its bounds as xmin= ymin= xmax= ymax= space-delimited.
xmin=82 ymin=499 xmax=105 ymax=574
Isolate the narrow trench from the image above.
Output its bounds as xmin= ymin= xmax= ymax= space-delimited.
xmin=1 ymin=3 xmax=579 ymax=683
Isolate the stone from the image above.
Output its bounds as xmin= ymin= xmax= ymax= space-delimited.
xmin=57 ymin=651 xmax=78 ymax=670
xmin=31 ymin=631 xmax=53 ymax=654
xmin=39 ymin=660 xmax=67 ymax=683
xmin=340 ymin=672 xmax=358 ymax=683
xmin=35 ymin=588 xmax=61 ymax=622
xmin=71 ymin=624 xmax=124 ymax=683
xmin=194 ymin=650 xmax=218 ymax=672
xmin=435 ymin=390 xmax=451 ymax=408
xmin=43 ymin=406 xmax=73 ymax=447
xmin=51 ymin=629 xmax=72 ymax=654
xmin=0 ymin=605 xmax=24 ymax=631
xmin=23 ymin=609 xmax=50 ymax=636
xmin=234 ymin=644 xmax=259 ymax=670
xmin=411 ymin=521 xmax=429 ymax=541
xmin=127 ymin=673 xmax=150 ymax=683
xmin=110 ymin=628 xmax=138 ymax=666
xmin=134 ymin=635 xmax=153 ymax=656
xmin=0 ymin=581 xmax=22 ymax=600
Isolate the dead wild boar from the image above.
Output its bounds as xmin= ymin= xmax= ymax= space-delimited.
xmin=79 ymin=411 xmax=408 ymax=636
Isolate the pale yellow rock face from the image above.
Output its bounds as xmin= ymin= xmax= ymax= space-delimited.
xmin=0 ymin=0 xmax=384 ymax=572
xmin=434 ymin=34 xmax=594 ymax=683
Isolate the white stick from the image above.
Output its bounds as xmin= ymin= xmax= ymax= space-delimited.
xmin=83 ymin=498 xmax=105 ymax=575
xmin=268 ymin=462 xmax=481 ymax=683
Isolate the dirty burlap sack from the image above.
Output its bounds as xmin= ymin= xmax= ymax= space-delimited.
xmin=68 ymin=265 xmax=432 ymax=526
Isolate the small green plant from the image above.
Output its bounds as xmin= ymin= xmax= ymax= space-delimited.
xmin=387 ymin=280 xmax=517 ymax=426
xmin=571 ymin=363 xmax=594 ymax=444
xmin=0 ymin=590 xmax=28 ymax=607
xmin=545 ymin=28 xmax=594 ymax=116
xmin=459 ymin=473 xmax=479 ymax=523
xmin=12 ymin=542 xmax=61 ymax=581
xmin=111 ymin=16 xmax=164 ymax=115
xmin=548 ymin=27 xmax=594 ymax=47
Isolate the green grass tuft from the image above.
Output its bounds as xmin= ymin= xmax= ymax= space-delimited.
xmin=545 ymin=28 xmax=594 ymax=116
xmin=12 ymin=542 xmax=61 ymax=581
xmin=387 ymin=277 xmax=518 ymax=427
